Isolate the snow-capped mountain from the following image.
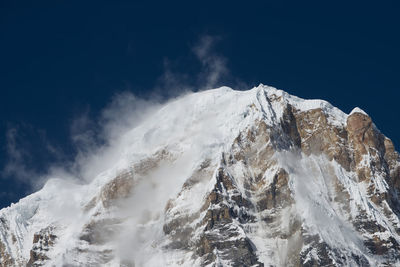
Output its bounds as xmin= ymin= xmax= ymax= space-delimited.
xmin=1 ymin=85 xmax=400 ymax=266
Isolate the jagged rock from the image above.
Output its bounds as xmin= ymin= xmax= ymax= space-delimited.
xmin=100 ymin=171 xmax=135 ymax=208
xmin=0 ymin=240 xmax=15 ymax=266
xmin=295 ymin=107 xmax=352 ymax=171
xmin=256 ymin=168 xmax=291 ymax=211
xmin=80 ymin=218 xmax=122 ymax=245
xmin=27 ymin=227 xmax=57 ymax=267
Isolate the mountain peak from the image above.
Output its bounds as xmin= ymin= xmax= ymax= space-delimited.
xmin=1 ymin=85 xmax=399 ymax=266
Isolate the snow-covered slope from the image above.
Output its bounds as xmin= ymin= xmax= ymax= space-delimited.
xmin=1 ymin=85 xmax=400 ymax=266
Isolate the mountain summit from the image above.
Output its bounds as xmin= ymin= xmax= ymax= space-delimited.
xmin=1 ymin=85 xmax=400 ymax=266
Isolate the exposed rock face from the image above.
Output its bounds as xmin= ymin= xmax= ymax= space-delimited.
xmin=162 ymin=92 xmax=400 ymax=266
xmin=294 ymin=107 xmax=352 ymax=171
xmin=27 ymin=227 xmax=57 ymax=267
xmin=0 ymin=85 xmax=400 ymax=266
xmin=99 ymin=172 xmax=135 ymax=208
xmin=0 ymin=239 xmax=14 ymax=267
xmin=0 ymin=217 xmax=15 ymax=266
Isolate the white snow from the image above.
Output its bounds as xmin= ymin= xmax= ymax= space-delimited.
xmin=350 ymin=107 xmax=368 ymax=116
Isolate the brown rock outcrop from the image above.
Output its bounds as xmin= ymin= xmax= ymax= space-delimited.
xmin=27 ymin=227 xmax=57 ymax=267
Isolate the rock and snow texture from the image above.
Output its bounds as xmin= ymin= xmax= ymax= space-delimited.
xmin=1 ymin=85 xmax=400 ymax=266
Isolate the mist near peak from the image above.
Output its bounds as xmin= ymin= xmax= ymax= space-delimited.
xmin=1 ymin=35 xmax=245 ymax=201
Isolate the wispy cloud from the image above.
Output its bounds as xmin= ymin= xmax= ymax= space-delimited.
xmin=153 ymin=34 xmax=236 ymax=96
xmin=2 ymin=125 xmax=64 ymax=190
xmin=192 ymin=35 xmax=229 ymax=89
xmin=2 ymin=127 xmax=32 ymax=181
xmin=1 ymin=34 xmax=244 ymax=194
xmin=64 ymin=91 xmax=163 ymax=183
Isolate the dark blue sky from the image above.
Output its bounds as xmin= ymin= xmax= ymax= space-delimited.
xmin=1 ymin=1 xmax=399 ymax=208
